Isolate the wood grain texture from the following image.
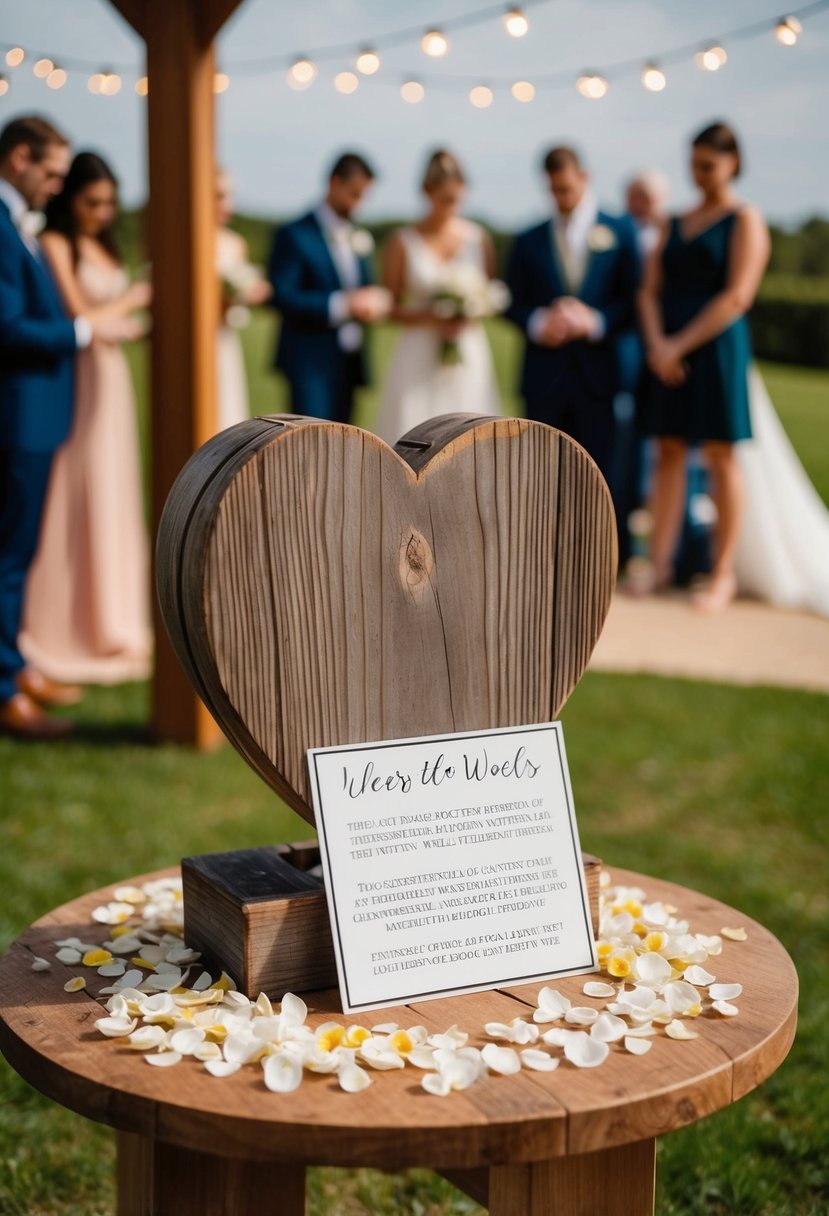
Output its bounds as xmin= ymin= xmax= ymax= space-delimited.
xmin=487 ymin=1138 xmax=656 ymax=1216
xmin=156 ymin=415 xmax=617 ymax=823
xmin=0 ymin=867 xmax=797 ymax=1172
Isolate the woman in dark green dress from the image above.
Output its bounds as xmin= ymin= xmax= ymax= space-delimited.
xmin=638 ymin=123 xmax=770 ymax=612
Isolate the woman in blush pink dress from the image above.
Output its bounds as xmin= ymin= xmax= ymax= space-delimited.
xmin=20 ymin=152 xmax=152 ymax=683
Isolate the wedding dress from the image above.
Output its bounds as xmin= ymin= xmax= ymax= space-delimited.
xmin=216 ymin=227 xmax=252 ymax=430
xmin=734 ymin=366 xmax=829 ymax=616
xmin=375 ymin=222 xmax=500 ymax=445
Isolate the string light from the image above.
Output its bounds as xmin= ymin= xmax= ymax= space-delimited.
xmin=356 ymin=49 xmax=380 ymax=74
xmin=469 ymin=84 xmax=493 ymax=107
xmin=334 ymin=70 xmax=359 ymax=93
xmin=641 ymin=64 xmax=667 ymax=91
xmin=88 ymin=73 xmax=104 ymax=93
xmin=511 ymin=80 xmax=535 ymax=101
xmin=503 ymin=7 xmax=529 ymax=37
xmin=576 ymin=73 xmax=608 ymax=99
xmin=33 ymin=58 xmax=53 ymax=78
xmin=421 ymin=29 xmax=449 ymax=57
xmin=775 ymin=15 xmax=802 ymax=44
xmin=401 ymin=80 xmax=425 ymax=103
xmin=135 ymin=76 xmax=148 ymax=96
xmin=287 ymin=57 xmax=317 ymax=89
xmin=214 ymin=72 xmax=230 ymax=93
xmin=5 ymin=48 xmax=25 ymax=68
xmin=0 ymin=74 xmax=8 ymax=97
xmin=102 ymin=71 xmax=122 ymax=95
xmin=46 ymin=66 xmax=67 ymax=90
xmin=695 ymin=45 xmax=727 ymax=70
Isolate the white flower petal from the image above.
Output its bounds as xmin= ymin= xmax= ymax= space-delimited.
xmin=541 ymin=1027 xmax=570 ymax=1047
xmin=146 ymin=1051 xmax=183 ymax=1067
xmin=31 ymin=957 xmax=51 ymax=972
xmin=427 ymin=1025 xmax=468 ymax=1050
xmin=634 ymin=953 xmax=672 ymax=986
xmin=169 ymin=1027 xmax=206 ymax=1055
xmin=583 ymin=981 xmax=615 ymax=999
xmin=371 ymin=1022 xmax=398 ymax=1035
xmin=422 ymin=1071 xmax=452 ymax=1096
xmin=520 ymin=1049 xmax=559 ymax=1072
xmin=262 ymin=1051 xmax=303 ymax=1093
xmin=721 ymin=927 xmax=748 ymax=942
xmin=279 ymin=993 xmax=307 ymax=1026
xmin=534 ymin=987 xmax=571 ymax=1020
xmin=623 ymin=1022 xmax=657 ymax=1038
xmin=712 ymin=1000 xmax=739 ymax=1017
xmin=590 ymin=1012 xmax=628 ymax=1043
xmin=564 ymin=1006 xmax=599 ymax=1026
xmin=684 ymin=965 xmax=716 ymax=987
xmin=224 ymin=1033 xmax=265 ymax=1065
xmin=709 ymin=983 xmax=742 ymax=1001
xmin=407 ymin=1045 xmax=437 ymax=1070
xmin=95 ymin=1016 xmax=138 ymax=1038
xmin=664 ymin=1020 xmax=698 ymax=1040
xmin=481 ymin=1043 xmax=521 ymax=1075
xmin=563 ymin=1032 xmax=609 ymax=1068
xmin=204 ymin=1059 xmax=241 ymax=1077
xmin=56 ymin=948 xmax=82 ymax=965
xmin=191 ymin=971 xmax=213 ymax=992
xmin=127 ymin=1025 xmax=168 ymax=1051
xmin=663 ymin=981 xmax=701 ymax=1015
xmin=339 ymin=1063 xmax=372 ymax=1092
xmin=624 ymin=1036 xmax=653 ymax=1055
xmin=194 ymin=1041 xmax=223 ymax=1061
xmin=98 ymin=962 xmax=127 ymax=977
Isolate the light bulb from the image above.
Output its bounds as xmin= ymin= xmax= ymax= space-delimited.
xmin=214 ymin=72 xmax=230 ymax=93
xmin=356 ymin=49 xmax=380 ymax=75
xmin=102 ymin=72 xmax=122 ymax=95
xmin=775 ymin=16 xmax=802 ymax=45
xmin=46 ymin=67 xmax=67 ymax=90
xmin=33 ymin=58 xmax=53 ymax=79
xmin=88 ymin=73 xmax=104 ymax=94
xmin=5 ymin=48 xmax=25 ymax=68
xmin=504 ymin=7 xmax=529 ymax=37
xmin=576 ymin=74 xmax=608 ymax=99
xmin=511 ymin=80 xmax=535 ymax=102
xmin=401 ymin=80 xmax=425 ymax=103
xmin=135 ymin=76 xmax=148 ymax=96
xmin=695 ymin=45 xmax=727 ymax=71
xmin=288 ymin=58 xmax=317 ymax=89
xmin=0 ymin=75 xmax=9 ymax=96
xmin=641 ymin=64 xmax=666 ymax=92
xmin=469 ymin=85 xmax=493 ymax=109
xmin=421 ymin=29 xmax=449 ymax=57
xmin=334 ymin=71 xmax=359 ymax=94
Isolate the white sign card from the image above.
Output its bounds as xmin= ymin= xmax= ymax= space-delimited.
xmin=307 ymin=722 xmax=597 ymax=1013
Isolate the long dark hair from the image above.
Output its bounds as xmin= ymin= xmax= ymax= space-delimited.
xmin=692 ymin=122 xmax=742 ymax=179
xmin=43 ymin=151 xmax=121 ymax=265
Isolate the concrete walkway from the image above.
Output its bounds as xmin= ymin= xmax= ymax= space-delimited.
xmin=589 ymin=592 xmax=829 ymax=693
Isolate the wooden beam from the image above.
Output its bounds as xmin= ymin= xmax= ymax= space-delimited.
xmin=143 ymin=0 xmax=224 ymax=746
xmin=200 ymin=0 xmax=245 ymax=42
xmin=107 ymin=0 xmax=146 ymax=37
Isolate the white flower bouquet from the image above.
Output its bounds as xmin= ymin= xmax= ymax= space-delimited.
xmin=221 ymin=262 xmax=268 ymax=330
xmin=430 ymin=263 xmax=511 ymax=365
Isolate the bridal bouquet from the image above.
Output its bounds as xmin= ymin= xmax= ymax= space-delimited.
xmin=431 ymin=264 xmax=510 ymax=366
xmin=221 ymin=262 xmax=268 ymax=330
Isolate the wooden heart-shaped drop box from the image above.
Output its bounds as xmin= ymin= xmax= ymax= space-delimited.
xmin=158 ymin=414 xmax=616 ymax=997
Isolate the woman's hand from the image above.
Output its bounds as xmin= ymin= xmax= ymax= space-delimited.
xmin=648 ymin=337 xmax=687 ymax=386
xmin=126 ymin=280 xmax=152 ymax=311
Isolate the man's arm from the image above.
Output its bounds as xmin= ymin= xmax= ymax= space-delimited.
xmin=504 ymin=235 xmax=539 ymax=334
xmin=267 ymin=225 xmax=338 ymax=328
xmin=0 ymin=242 xmax=77 ymax=357
xmin=591 ymin=218 xmax=642 ymax=339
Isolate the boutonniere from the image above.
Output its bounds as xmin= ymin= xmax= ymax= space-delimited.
xmin=350 ymin=228 xmax=375 ymax=258
xmin=20 ymin=210 xmax=46 ymax=239
xmin=587 ymin=223 xmax=617 ymax=253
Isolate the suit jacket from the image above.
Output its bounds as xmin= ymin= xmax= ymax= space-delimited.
xmin=0 ymin=200 xmax=76 ymax=453
xmin=505 ymin=211 xmax=640 ymax=402
xmin=268 ymin=211 xmax=373 ymax=390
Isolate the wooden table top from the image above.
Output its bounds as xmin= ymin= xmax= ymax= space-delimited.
xmin=0 ymin=867 xmax=797 ymax=1171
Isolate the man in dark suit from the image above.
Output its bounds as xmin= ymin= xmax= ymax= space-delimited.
xmin=0 ymin=116 xmax=113 ymax=738
xmin=268 ymin=152 xmax=388 ymax=423
xmin=505 ymin=146 xmax=641 ymax=483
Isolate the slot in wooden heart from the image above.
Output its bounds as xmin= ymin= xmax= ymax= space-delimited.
xmin=157 ymin=414 xmax=616 ymax=824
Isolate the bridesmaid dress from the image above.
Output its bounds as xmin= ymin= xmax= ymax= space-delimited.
xmin=375 ymin=221 xmax=500 ymax=445
xmin=20 ymin=258 xmax=152 ymax=683
xmin=216 ymin=227 xmax=252 ymax=431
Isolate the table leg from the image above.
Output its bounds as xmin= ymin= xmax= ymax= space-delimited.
xmin=487 ymin=1138 xmax=656 ymax=1216
xmin=116 ymin=1131 xmax=306 ymax=1215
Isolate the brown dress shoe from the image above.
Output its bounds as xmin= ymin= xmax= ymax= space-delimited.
xmin=0 ymin=692 xmax=73 ymax=740
xmin=16 ymin=668 xmax=83 ymax=708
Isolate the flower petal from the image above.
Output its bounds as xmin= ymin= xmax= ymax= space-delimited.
xmin=481 ymin=1043 xmax=521 ymax=1075
xmin=583 ymin=981 xmax=615 ymax=999
xmin=339 ymin=1063 xmax=372 ymax=1092
xmin=96 ymin=1016 xmax=137 ymax=1038
xmin=262 ymin=1051 xmax=303 ymax=1093
xmin=63 ymin=977 xmax=86 ymax=993
xmin=624 ymin=1036 xmax=653 ymax=1055
xmin=564 ymin=1006 xmax=599 ymax=1026
xmin=634 ymin=952 xmax=672 ymax=986
xmin=712 ymin=1000 xmax=739 ymax=1017
xmin=590 ymin=1012 xmax=627 ymax=1043
xmin=204 ymin=1059 xmax=241 ymax=1077
xmin=684 ymin=965 xmax=716 ymax=987
xmin=664 ymin=1020 xmax=698 ymax=1040
xmin=31 ymin=957 xmax=51 ymax=972
xmin=708 ymin=983 xmax=742 ymax=1002
xmin=279 ymin=993 xmax=307 ymax=1026
xmin=563 ymin=1032 xmax=609 ymax=1068
xmin=721 ymin=927 xmax=748 ymax=942
xmin=145 ymin=1051 xmax=183 ymax=1067
xmin=422 ymin=1071 xmax=452 ymax=1096
xmin=520 ymin=1049 xmax=559 ymax=1072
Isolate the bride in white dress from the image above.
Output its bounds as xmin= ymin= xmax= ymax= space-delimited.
xmin=375 ymin=150 xmax=500 ymax=445
xmin=735 ymin=367 xmax=829 ymax=616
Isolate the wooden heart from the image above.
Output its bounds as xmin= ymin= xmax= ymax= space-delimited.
xmin=157 ymin=414 xmax=616 ymax=825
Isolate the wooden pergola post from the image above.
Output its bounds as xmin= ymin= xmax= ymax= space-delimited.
xmin=109 ymin=0 xmax=244 ymax=745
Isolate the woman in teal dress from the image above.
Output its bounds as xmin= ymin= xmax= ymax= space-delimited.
xmin=638 ymin=123 xmax=770 ymax=612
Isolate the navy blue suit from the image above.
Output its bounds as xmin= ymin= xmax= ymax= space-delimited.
xmin=0 ymin=197 xmax=77 ymax=700
xmin=268 ymin=212 xmax=372 ymax=423
xmin=505 ymin=212 xmax=640 ymax=480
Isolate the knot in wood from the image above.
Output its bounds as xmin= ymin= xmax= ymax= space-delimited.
xmin=399 ymin=527 xmax=433 ymax=595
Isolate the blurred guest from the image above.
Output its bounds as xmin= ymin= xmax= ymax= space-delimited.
xmin=0 ymin=116 xmax=114 ymax=738
xmin=21 ymin=152 xmax=152 ymax=683
xmin=505 ymin=146 xmax=640 ymax=484
xmin=268 ymin=152 xmax=388 ymax=423
xmin=638 ymin=123 xmax=770 ymax=612
xmin=376 ymin=149 xmax=500 ymax=445
xmin=215 ymin=168 xmax=271 ymax=430
xmin=626 ymin=171 xmax=670 ymax=257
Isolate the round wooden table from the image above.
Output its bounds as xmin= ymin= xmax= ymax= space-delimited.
xmin=0 ymin=867 xmax=797 ymax=1216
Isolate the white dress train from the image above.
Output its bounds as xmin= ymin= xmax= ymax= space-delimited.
xmin=734 ymin=366 xmax=829 ymax=616
xmin=375 ymin=222 xmax=500 ymax=445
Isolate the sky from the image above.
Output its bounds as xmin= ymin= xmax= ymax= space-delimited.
xmin=1 ymin=0 xmax=827 ymax=229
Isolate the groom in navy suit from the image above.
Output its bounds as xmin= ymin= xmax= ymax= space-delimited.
xmin=0 ymin=116 xmax=96 ymax=738
xmin=268 ymin=152 xmax=387 ymax=423
xmin=506 ymin=146 xmax=640 ymax=483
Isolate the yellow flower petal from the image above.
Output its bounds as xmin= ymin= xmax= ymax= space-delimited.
xmin=64 ymin=977 xmax=86 ymax=993
xmin=318 ymin=1026 xmax=346 ymax=1053
xmin=721 ymin=927 xmax=748 ymax=942
xmin=345 ymin=1025 xmax=370 ymax=1047
xmin=390 ymin=1030 xmax=413 ymax=1056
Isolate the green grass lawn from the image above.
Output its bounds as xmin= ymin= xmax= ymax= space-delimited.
xmin=2 ymin=332 xmax=828 ymax=1214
